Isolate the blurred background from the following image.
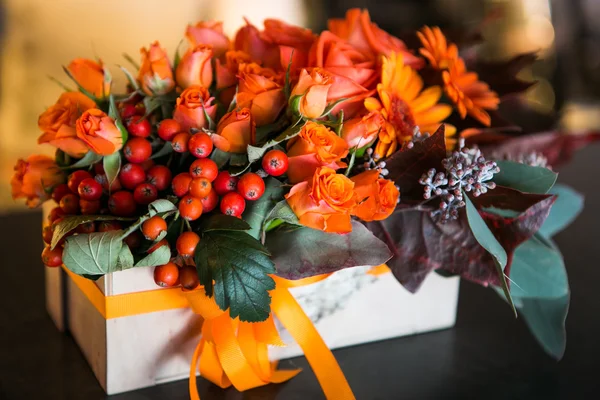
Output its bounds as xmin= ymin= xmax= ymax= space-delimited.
xmin=1 ymin=0 xmax=600 ymax=212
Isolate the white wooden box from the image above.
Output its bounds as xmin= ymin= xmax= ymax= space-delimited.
xmin=45 ymin=263 xmax=459 ymax=395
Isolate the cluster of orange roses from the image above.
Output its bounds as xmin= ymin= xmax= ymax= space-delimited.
xmin=13 ymin=8 xmax=500 ymax=236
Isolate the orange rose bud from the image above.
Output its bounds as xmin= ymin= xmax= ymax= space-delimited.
xmin=213 ymin=108 xmax=256 ymax=153
xmin=173 ymin=85 xmax=217 ymax=132
xmin=138 ymin=41 xmax=175 ymax=96
xmin=38 ymin=92 xmax=96 ymax=157
xmin=67 ymin=58 xmax=110 ymax=98
xmin=75 ymin=109 xmax=123 ymax=156
xmin=285 ymin=166 xmax=356 ymax=234
xmin=290 ymin=68 xmax=333 ymax=119
xmin=286 ymin=121 xmax=349 ymax=183
xmin=234 ymin=19 xmax=279 ymax=68
xmin=236 ymin=63 xmax=286 ymax=126
xmin=176 ymin=45 xmax=214 ymax=89
xmin=351 ymin=170 xmax=399 ymax=221
xmin=11 ymin=155 xmax=65 ymax=208
xmin=186 ymin=21 xmax=230 ymax=58
xmin=341 ymin=111 xmax=384 ymax=149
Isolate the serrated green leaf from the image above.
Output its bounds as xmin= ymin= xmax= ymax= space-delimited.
xmin=103 ymin=152 xmax=121 ymax=193
xmin=62 ymin=231 xmax=126 ymax=276
xmin=51 ymin=215 xmax=134 ymax=250
xmin=116 ymin=245 xmax=135 ymax=270
xmin=201 ymin=214 xmax=250 ymax=233
xmin=195 ymin=230 xmax=275 ymax=322
xmin=148 ymin=199 xmax=177 ymax=216
xmin=538 ymin=184 xmax=584 ymax=238
xmin=464 ymin=194 xmax=515 ymax=315
xmin=134 ymin=243 xmax=171 ymax=268
xmin=493 ymin=160 xmax=558 ymax=194
xmin=65 ymin=151 xmax=103 ymax=170
xmin=242 ymin=178 xmax=285 ymax=240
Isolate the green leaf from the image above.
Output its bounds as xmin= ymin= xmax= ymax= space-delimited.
xmin=464 ymin=194 xmax=515 ymax=315
xmin=538 ymin=184 xmax=584 ymax=238
xmin=108 ymin=94 xmax=129 ymax=143
xmin=201 ymin=214 xmax=250 ymax=232
xmin=266 ymin=221 xmax=392 ymax=280
xmin=321 ymin=97 xmax=348 ymax=118
xmin=495 ymin=236 xmax=570 ymax=359
xmin=122 ymin=52 xmax=140 ymax=70
xmin=148 ymin=199 xmax=177 ymax=216
xmin=230 ymin=153 xmax=248 ymax=166
xmin=493 ymin=160 xmax=558 ymax=194
xmin=210 ymin=148 xmax=231 ymax=169
xmin=262 ymin=200 xmax=300 ymax=234
xmin=65 ymin=151 xmax=103 ymax=169
xmin=62 ymin=231 xmax=127 ymax=276
xmin=51 ymin=215 xmax=134 ymax=250
xmin=247 ymin=121 xmax=303 ymax=166
xmin=173 ymin=40 xmax=184 ymax=70
xmin=283 ymin=50 xmax=294 ymax=99
xmin=242 ymin=178 xmax=285 ymax=240
xmin=103 ymin=152 xmax=121 ymax=193
xmin=118 ymin=65 xmax=140 ymax=91
xmin=195 ymin=230 xmax=275 ymax=322
xmin=134 ymin=243 xmax=171 ymax=268
xmin=150 ymin=141 xmax=173 ymax=160
xmin=116 ymin=245 xmax=135 ymax=270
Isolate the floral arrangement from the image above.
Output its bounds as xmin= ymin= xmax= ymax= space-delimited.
xmin=11 ymin=8 xmax=595 ymax=397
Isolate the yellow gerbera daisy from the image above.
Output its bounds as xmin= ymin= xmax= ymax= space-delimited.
xmin=365 ymin=52 xmax=455 ymax=158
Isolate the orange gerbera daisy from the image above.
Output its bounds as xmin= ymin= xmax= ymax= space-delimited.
xmin=417 ymin=26 xmax=500 ymax=127
xmin=365 ymin=52 xmax=455 ymax=158
xmin=417 ymin=26 xmax=458 ymax=70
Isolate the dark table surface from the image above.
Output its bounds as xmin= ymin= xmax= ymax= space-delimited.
xmin=2 ymin=143 xmax=600 ymax=400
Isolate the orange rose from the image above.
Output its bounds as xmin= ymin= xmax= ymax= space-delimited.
xmin=286 ymin=121 xmax=348 ymax=183
xmin=75 ymin=109 xmax=123 ymax=156
xmin=175 ymin=45 xmax=213 ymax=89
xmin=186 ymin=21 xmax=230 ymax=58
xmin=261 ymin=19 xmax=316 ymax=71
xmin=67 ymin=58 xmax=110 ymax=98
xmin=236 ymin=63 xmax=286 ymax=126
xmin=173 ymin=86 xmax=217 ymax=132
xmin=138 ymin=41 xmax=175 ymax=96
xmin=308 ymin=31 xmax=377 ymax=117
xmin=328 ymin=9 xmax=422 ymax=68
xmin=11 ymin=155 xmax=65 ymax=208
xmin=234 ymin=19 xmax=279 ymax=68
xmin=213 ymin=108 xmax=256 ymax=153
xmin=215 ymin=51 xmax=253 ymax=105
xmin=38 ymin=92 xmax=96 ymax=157
xmin=290 ymin=68 xmax=333 ymax=119
xmin=351 ymin=170 xmax=399 ymax=221
xmin=341 ymin=111 xmax=384 ymax=148
xmin=285 ymin=166 xmax=357 ymax=233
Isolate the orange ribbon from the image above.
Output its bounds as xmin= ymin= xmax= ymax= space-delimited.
xmin=185 ymin=273 xmax=356 ymax=400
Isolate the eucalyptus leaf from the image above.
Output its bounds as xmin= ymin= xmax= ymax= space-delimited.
xmin=493 ymin=160 xmax=558 ymax=194
xmin=51 ymin=215 xmax=134 ymax=250
xmin=66 ymin=151 xmax=102 ymax=169
xmin=538 ymin=184 xmax=584 ymax=238
xmin=464 ymin=194 xmax=515 ymax=315
xmin=242 ymin=178 xmax=285 ymax=239
xmin=201 ymin=214 xmax=250 ymax=232
xmin=519 ymin=294 xmax=569 ymax=360
xmin=62 ymin=231 xmax=127 ymax=276
xmin=103 ymin=152 xmax=121 ymax=192
xmin=134 ymin=243 xmax=171 ymax=268
xmin=266 ymin=221 xmax=392 ymax=280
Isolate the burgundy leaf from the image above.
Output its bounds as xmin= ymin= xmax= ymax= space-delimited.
xmin=480 ymin=131 xmax=600 ymax=167
xmin=385 ymin=125 xmax=447 ymax=200
xmin=473 ymin=52 xmax=538 ymax=97
xmin=367 ymin=209 xmax=500 ymax=293
xmin=474 ymin=186 xmax=557 ymax=276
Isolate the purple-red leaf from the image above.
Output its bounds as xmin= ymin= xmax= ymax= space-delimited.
xmin=385 ymin=124 xmax=447 ymax=200
xmin=473 ymin=52 xmax=538 ymax=98
xmin=368 ymin=186 xmax=557 ymax=293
